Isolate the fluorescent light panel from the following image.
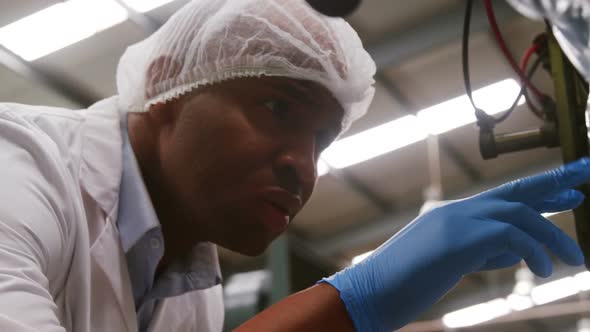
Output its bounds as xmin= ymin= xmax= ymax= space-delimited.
xmin=506 ymin=293 xmax=533 ymax=311
xmin=321 ymin=79 xmax=521 ymax=171
xmin=442 ymin=298 xmax=510 ymax=328
xmin=575 ymin=271 xmax=590 ymax=291
xmin=322 ymin=115 xmax=428 ymax=169
xmin=0 ymin=0 xmax=177 ymax=61
xmin=417 ymin=79 xmax=524 ymax=135
xmin=0 ymin=0 xmax=128 ymax=61
xmin=531 ymin=277 xmax=579 ymax=305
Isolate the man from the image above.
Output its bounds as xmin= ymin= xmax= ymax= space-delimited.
xmin=0 ymin=0 xmax=586 ymax=331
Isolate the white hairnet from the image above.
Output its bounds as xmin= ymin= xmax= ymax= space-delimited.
xmin=116 ymin=0 xmax=376 ymax=132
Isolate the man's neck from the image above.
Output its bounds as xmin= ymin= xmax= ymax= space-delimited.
xmin=126 ymin=112 xmax=202 ymax=274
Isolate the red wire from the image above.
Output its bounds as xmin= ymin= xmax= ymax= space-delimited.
xmin=484 ymin=0 xmax=544 ymax=98
xmin=521 ymin=43 xmax=539 ymax=71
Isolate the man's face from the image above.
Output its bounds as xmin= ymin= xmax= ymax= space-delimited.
xmin=156 ymin=76 xmax=343 ymax=256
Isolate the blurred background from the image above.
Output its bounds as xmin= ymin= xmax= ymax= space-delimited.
xmin=0 ymin=0 xmax=588 ymax=331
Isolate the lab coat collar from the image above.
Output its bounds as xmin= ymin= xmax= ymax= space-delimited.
xmin=117 ymin=112 xmax=161 ymax=253
xmin=81 ymin=96 xmax=124 ymax=222
xmin=80 ymin=96 xmax=137 ymax=331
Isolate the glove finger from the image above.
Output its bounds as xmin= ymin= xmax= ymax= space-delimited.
xmin=487 ymin=201 xmax=585 ymax=266
xmin=458 ymin=218 xmax=551 ymax=276
xmin=499 ymin=222 xmax=553 ymax=277
xmin=484 ymin=158 xmax=590 ymax=203
xmin=478 ymin=253 xmax=522 ymax=271
xmin=529 ymin=189 xmax=585 ymax=213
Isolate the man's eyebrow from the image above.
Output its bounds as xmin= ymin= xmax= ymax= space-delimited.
xmin=268 ymin=80 xmax=317 ymax=106
xmin=262 ymin=79 xmax=344 ymax=134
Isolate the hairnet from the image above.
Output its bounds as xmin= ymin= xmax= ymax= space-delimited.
xmin=116 ymin=0 xmax=376 ymax=133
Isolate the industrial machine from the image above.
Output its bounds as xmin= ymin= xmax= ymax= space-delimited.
xmin=462 ymin=0 xmax=590 ymax=270
xmin=305 ymin=0 xmax=590 ymax=270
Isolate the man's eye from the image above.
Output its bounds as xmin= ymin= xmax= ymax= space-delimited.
xmin=263 ymin=100 xmax=289 ymax=118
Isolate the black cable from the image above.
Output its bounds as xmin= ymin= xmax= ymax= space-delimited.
xmin=522 ymin=84 xmax=544 ymax=119
xmin=462 ymin=1 xmax=488 ymax=123
xmin=521 ymin=48 xmax=549 ymax=120
xmin=495 ymin=55 xmax=543 ymax=122
xmin=462 ymin=0 xmax=474 ymax=107
xmin=463 ymin=0 xmax=546 ymax=126
xmin=463 ymin=0 xmax=501 ymax=128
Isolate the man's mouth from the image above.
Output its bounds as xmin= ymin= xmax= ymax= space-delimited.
xmin=261 ymin=188 xmax=303 ymax=220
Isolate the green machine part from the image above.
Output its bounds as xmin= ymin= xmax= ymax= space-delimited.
xmin=548 ymin=29 xmax=590 ymax=270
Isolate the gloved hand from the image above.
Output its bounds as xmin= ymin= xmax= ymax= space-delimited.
xmin=321 ymin=158 xmax=590 ymax=332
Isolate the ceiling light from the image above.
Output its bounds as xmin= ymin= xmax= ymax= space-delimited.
xmin=506 ymin=293 xmax=533 ymax=311
xmin=0 ymin=0 xmax=177 ymax=61
xmin=121 ymin=0 xmax=176 ymax=13
xmin=417 ymin=79 xmax=523 ymax=135
xmin=442 ymin=298 xmax=511 ymax=328
xmin=574 ymin=271 xmax=590 ymax=291
xmin=0 ymin=0 xmax=128 ymax=61
xmin=321 ymin=115 xmax=428 ymax=169
xmin=530 ymin=277 xmax=579 ymax=305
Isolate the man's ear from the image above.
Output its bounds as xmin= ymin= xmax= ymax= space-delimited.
xmin=145 ymin=55 xmax=183 ymax=99
xmin=146 ymin=99 xmax=182 ymax=127
xmin=147 ymin=101 xmax=168 ymax=114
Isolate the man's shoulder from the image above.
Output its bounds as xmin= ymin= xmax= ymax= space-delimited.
xmin=0 ymin=97 xmax=121 ymax=130
xmin=0 ymin=102 xmax=82 ymax=119
xmin=0 ymin=103 xmax=85 ymax=144
xmin=0 ymin=99 xmax=122 ymax=161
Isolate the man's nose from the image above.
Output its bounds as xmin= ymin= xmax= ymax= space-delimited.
xmin=274 ymin=141 xmax=317 ymax=194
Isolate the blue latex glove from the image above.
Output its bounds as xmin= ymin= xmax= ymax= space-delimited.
xmin=321 ymin=158 xmax=590 ymax=332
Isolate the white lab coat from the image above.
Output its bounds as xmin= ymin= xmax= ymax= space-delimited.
xmin=0 ymin=98 xmax=224 ymax=332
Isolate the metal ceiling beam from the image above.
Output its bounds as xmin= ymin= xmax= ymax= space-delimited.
xmin=0 ymin=45 xmax=101 ymax=107
xmin=366 ymin=0 xmax=519 ymax=69
xmin=313 ymin=159 xmax=561 ymax=255
xmin=330 ymin=167 xmax=393 ymax=213
xmin=113 ymin=0 xmax=161 ymax=34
